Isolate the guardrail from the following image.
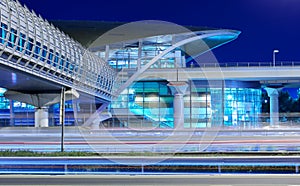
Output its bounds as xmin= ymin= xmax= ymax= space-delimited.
xmin=190 ymin=61 xmax=300 ymax=68
xmin=0 ymin=157 xmax=300 ymax=175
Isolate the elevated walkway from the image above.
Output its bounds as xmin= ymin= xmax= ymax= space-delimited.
xmin=0 ymin=0 xmax=116 ymax=102
xmin=138 ymin=63 xmax=300 ymax=82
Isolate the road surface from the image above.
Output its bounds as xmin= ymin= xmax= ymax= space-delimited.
xmin=1 ymin=127 xmax=300 ymax=152
xmin=1 ymin=175 xmax=300 ymax=185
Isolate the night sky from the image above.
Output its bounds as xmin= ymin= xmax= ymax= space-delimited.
xmin=17 ymin=0 xmax=300 ymax=63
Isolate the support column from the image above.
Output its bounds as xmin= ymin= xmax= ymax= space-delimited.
xmin=105 ymin=45 xmax=110 ymax=62
xmin=168 ymin=82 xmax=188 ymax=129
xmin=35 ymin=107 xmax=49 ymax=127
xmin=137 ymin=39 xmax=142 ymax=70
xmin=9 ymin=100 xmax=14 ymax=127
xmin=265 ymin=88 xmax=279 ymax=126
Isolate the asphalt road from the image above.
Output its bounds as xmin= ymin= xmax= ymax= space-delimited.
xmin=1 ymin=175 xmax=300 ymax=185
xmin=1 ymin=127 xmax=300 ymax=152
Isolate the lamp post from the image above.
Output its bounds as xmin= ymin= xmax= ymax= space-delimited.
xmin=60 ymin=87 xmax=65 ymax=152
xmin=273 ymin=49 xmax=279 ymax=67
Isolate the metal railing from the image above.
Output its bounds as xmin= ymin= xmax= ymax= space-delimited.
xmin=191 ymin=61 xmax=300 ymax=68
xmin=0 ymin=157 xmax=300 ymax=175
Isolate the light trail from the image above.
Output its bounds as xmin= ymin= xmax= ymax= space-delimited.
xmin=0 ymin=139 xmax=300 ymax=145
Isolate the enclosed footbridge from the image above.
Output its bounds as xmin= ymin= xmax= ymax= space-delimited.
xmin=0 ymin=0 xmax=116 ymax=106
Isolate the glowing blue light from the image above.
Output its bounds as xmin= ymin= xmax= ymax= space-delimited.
xmin=0 ymin=88 xmax=7 ymax=95
xmin=227 ymin=95 xmax=233 ymax=100
xmin=11 ymin=73 xmax=17 ymax=84
xmin=207 ymin=35 xmax=236 ymax=41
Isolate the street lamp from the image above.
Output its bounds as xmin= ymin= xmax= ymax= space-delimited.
xmin=273 ymin=49 xmax=279 ymax=67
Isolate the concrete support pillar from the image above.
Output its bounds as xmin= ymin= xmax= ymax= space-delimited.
xmin=137 ymin=39 xmax=142 ymax=70
xmin=105 ymin=45 xmax=110 ymax=62
xmin=9 ymin=100 xmax=14 ymax=126
xmin=173 ymin=94 xmax=185 ymax=128
xmin=168 ymin=82 xmax=188 ymax=129
xmin=35 ymin=107 xmax=49 ymax=127
xmin=265 ymin=88 xmax=279 ymax=126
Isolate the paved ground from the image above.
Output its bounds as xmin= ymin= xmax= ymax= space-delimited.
xmin=1 ymin=175 xmax=300 ymax=185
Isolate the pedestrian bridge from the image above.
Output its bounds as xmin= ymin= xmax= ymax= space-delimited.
xmin=0 ymin=0 xmax=116 ymax=104
xmin=138 ymin=62 xmax=300 ymax=83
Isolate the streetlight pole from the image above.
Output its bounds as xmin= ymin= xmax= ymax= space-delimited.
xmin=60 ymin=87 xmax=65 ymax=152
xmin=273 ymin=49 xmax=279 ymax=67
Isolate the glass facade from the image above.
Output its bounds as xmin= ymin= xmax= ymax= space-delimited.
xmin=94 ymin=35 xmax=178 ymax=70
xmin=106 ymin=80 xmax=262 ymax=128
xmin=223 ymin=88 xmax=261 ymax=127
xmin=109 ymin=81 xmax=174 ymax=128
xmin=0 ymin=88 xmax=34 ymax=126
xmin=0 ymin=80 xmax=262 ymax=128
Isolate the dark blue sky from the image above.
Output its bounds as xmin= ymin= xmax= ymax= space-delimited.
xmin=18 ymin=0 xmax=300 ymax=63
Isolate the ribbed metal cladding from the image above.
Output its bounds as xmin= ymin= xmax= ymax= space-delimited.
xmin=0 ymin=0 xmax=116 ymax=101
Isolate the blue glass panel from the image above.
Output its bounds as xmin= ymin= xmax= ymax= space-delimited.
xmin=41 ymin=45 xmax=47 ymax=61
xmin=0 ymin=25 xmax=2 ymax=44
xmin=0 ymin=97 xmax=9 ymax=109
xmin=17 ymin=33 xmax=26 ymax=52
xmin=25 ymin=38 xmax=34 ymax=55
xmin=69 ymin=63 xmax=74 ymax=74
xmin=53 ymin=52 xmax=59 ymax=67
xmin=59 ymin=55 xmax=65 ymax=69
xmin=47 ymin=49 xmax=53 ymax=65
xmin=0 ymin=23 xmax=8 ymax=44
xmin=33 ymin=42 xmax=41 ymax=59
xmin=64 ymin=58 xmax=70 ymax=72
xmin=8 ymin=28 xmax=17 ymax=48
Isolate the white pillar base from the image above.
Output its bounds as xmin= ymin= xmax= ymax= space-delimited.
xmin=168 ymin=82 xmax=188 ymax=129
xmin=265 ymin=88 xmax=279 ymax=126
xmin=173 ymin=94 xmax=185 ymax=128
xmin=35 ymin=108 xmax=49 ymax=127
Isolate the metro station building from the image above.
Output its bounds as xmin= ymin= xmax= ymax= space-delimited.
xmin=0 ymin=0 xmax=264 ymax=128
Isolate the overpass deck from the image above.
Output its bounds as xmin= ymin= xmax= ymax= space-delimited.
xmin=138 ymin=63 xmax=300 ymax=83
